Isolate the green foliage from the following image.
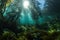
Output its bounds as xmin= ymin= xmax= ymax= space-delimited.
xmin=0 ymin=31 xmax=17 ymax=40
xmin=0 ymin=25 xmax=60 ymax=40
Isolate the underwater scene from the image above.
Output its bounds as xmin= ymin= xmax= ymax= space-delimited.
xmin=0 ymin=0 xmax=60 ymax=40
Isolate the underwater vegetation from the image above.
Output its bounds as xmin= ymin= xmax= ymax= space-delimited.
xmin=0 ymin=17 xmax=60 ymax=40
xmin=0 ymin=22 xmax=60 ymax=40
xmin=0 ymin=0 xmax=60 ymax=40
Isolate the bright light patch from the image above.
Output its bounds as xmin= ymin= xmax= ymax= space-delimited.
xmin=40 ymin=0 xmax=45 ymax=10
xmin=23 ymin=0 xmax=30 ymax=9
xmin=37 ymin=0 xmax=45 ymax=10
